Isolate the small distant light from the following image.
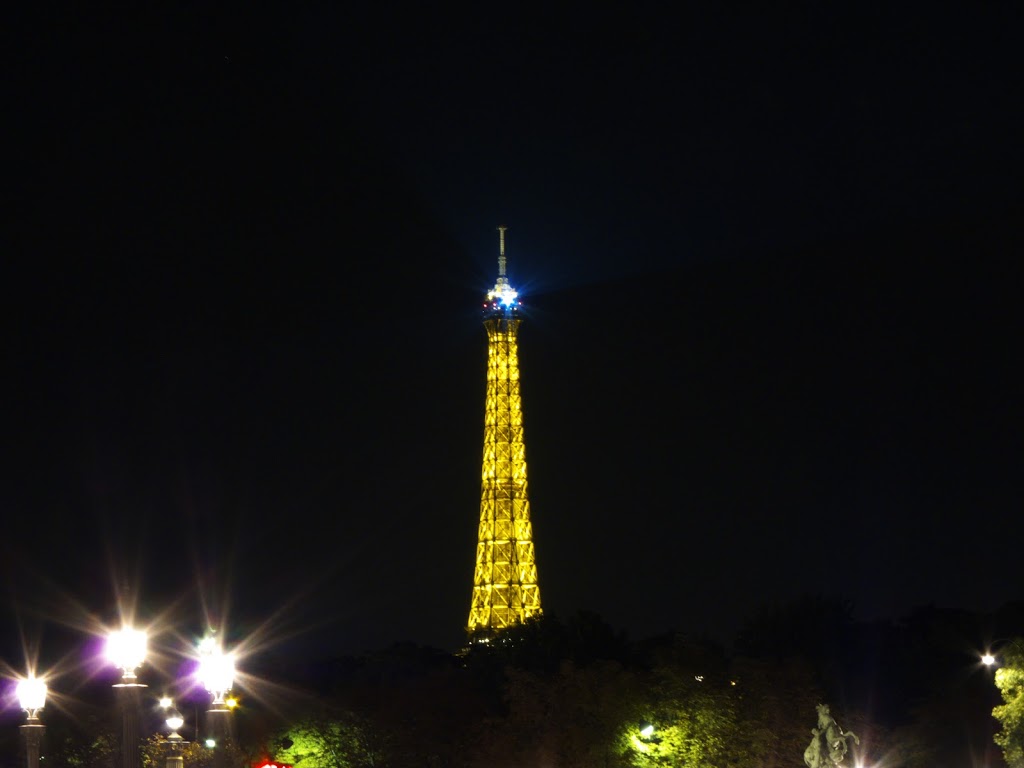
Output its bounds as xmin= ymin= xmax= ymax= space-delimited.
xmin=159 ymin=696 xmax=173 ymax=709
xmin=206 ymin=739 xmax=217 ymax=749
xmin=983 ymin=653 xmax=997 ymax=666
xmin=695 ymin=675 xmax=704 ymax=682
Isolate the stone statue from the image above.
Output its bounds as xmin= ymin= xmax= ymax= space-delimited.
xmin=803 ymin=703 xmax=859 ymax=768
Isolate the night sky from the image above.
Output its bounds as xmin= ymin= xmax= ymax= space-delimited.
xmin=4 ymin=5 xmax=1023 ymax=681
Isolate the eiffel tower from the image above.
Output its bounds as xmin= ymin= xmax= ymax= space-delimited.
xmin=466 ymin=226 xmax=542 ymax=639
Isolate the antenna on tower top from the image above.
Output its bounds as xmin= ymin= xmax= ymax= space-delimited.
xmin=497 ymin=225 xmax=508 ymax=277
xmin=486 ymin=225 xmax=517 ymax=308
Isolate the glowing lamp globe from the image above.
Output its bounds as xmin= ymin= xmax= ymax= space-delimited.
xmin=197 ymin=639 xmax=235 ymax=703
xmin=166 ymin=708 xmax=184 ymax=733
xmin=983 ymin=653 xmax=996 ymax=666
xmin=106 ymin=627 xmax=148 ymax=678
xmin=16 ymin=676 xmax=47 ymax=719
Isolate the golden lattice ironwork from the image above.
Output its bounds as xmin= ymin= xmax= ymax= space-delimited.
xmin=467 ymin=227 xmax=542 ymax=636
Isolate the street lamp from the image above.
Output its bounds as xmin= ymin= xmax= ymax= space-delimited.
xmin=162 ymin=699 xmax=186 ymax=768
xmin=106 ymin=627 xmax=148 ymax=768
xmin=982 ymin=638 xmax=1024 ymax=667
xmin=196 ymin=635 xmax=236 ymax=768
xmin=16 ymin=676 xmax=47 ymax=768
xmin=107 ymin=627 xmax=148 ymax=682
xmin=196 ymin=636 xmax=235 ymax=707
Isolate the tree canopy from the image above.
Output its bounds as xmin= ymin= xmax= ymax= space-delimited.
xmin=994 ymin=639 xmax=1024 ymax=768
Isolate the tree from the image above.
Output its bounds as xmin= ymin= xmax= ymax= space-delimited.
xmin=993 ymin=640 xmax=1024 ymax=768
xmin=140 ymin=735 xmax=247 ymax=768
xmin=624 ymin=664 xmax=741 ymax=768
xmin=47 ymin=729 xmax=117 ymax=768
xmin=608 ymin=636 xmax=743 ymax=768
xmin=275 ymin=712 xmax=381 ymax=768
xmin=490 ymin=659 xmax=641 ymax=768
xmin=728 ymin=655 xmax=823 ymax=768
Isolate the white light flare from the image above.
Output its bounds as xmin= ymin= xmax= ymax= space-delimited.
xmin=16 ymin=676 xmax=47 ymax=720
xmin=106 ymin=627 xmax=148 ymax=680
xmin=196 ymin=637 xmax=235 ymax=705
xmin=166 ymin=708 xmax=184 ymax=733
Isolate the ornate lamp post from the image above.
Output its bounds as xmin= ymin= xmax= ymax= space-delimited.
xmin=196 ymin=635 xmax=235 ymax=768
xmin=162 ymin=700 xmax=186 ymax=768
xmin=16 ymin=676 xmax=47 ymax=768
xmin=106 ymin=627 xmax=148 ymax=768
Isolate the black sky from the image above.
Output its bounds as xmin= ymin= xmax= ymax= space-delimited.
xmin=3 ymin=5 xmax=1023 ymax=674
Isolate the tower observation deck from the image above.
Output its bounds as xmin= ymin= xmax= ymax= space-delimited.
xmin=467 ymin=226 xmax=542 ymax=637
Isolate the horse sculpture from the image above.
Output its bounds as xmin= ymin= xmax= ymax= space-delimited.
xmin=803 ymin=703 xmax=860 ymax=768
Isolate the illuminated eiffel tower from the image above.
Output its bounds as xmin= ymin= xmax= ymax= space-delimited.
xmin=467 ymin=226 xmax=542 ymax=638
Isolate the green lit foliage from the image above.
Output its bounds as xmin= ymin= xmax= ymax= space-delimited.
xmin=138 ymin=735 xmax=245 ymax=768
xmin=610 ymin=638 xmax=749 ymax=768
xmin=994 ymin=640 xmax=1024 ymax=768
xmin=624 ymin=667 xmax=741 ymax=768
xmin=274 ymin=712 xmax=382 ymax=768
xmin=140 ymin=734 xmax=167 ymax=768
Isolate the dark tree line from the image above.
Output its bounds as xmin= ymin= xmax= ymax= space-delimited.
xmin=6 ymin=599 xmax=1022 ymax=768
xmin=267 ymin=601 xmax=1023 ymax=768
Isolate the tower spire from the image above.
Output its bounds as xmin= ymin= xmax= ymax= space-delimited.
xmin=486 ymin=226 xmax=517 ymax=309
xmin=468 ymin=226 xmax=542 ymax=639
xmin=497 ymin=225 xmax=507 ymax=278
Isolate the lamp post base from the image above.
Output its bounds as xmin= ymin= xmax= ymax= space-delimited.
xmin=21 ymin=721 xmax=45 ymax=768
xmin=114 ymin=682 xmax=147 ymax=768
xmin=165 ymin=735 xmax=185 ymax=768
